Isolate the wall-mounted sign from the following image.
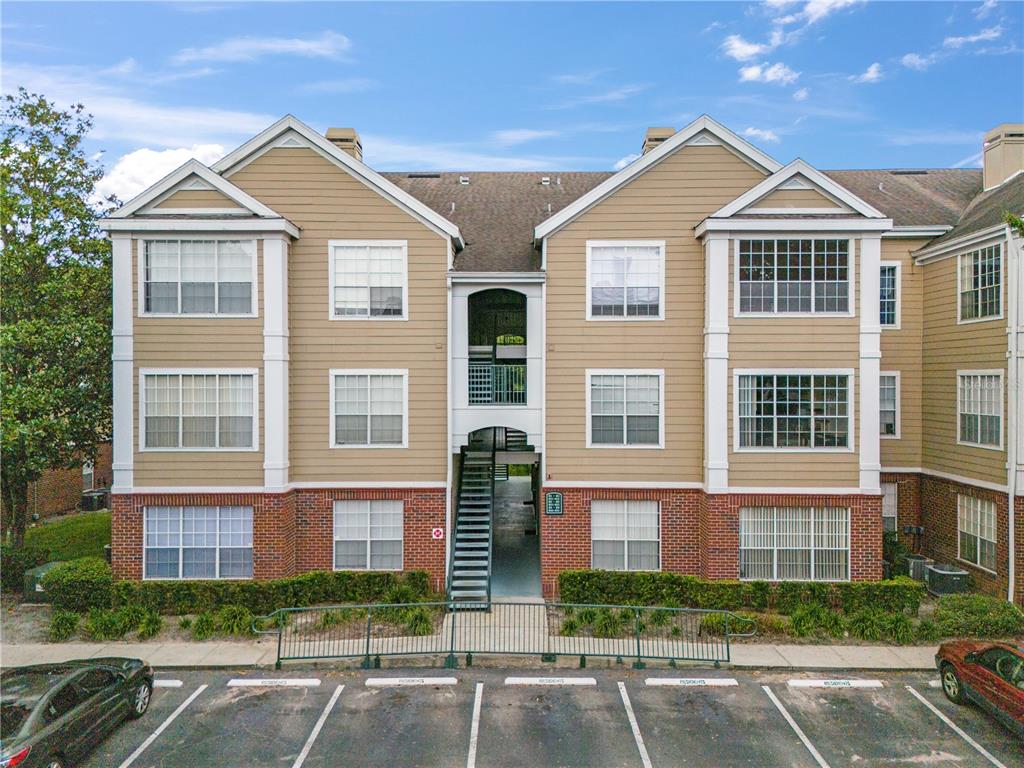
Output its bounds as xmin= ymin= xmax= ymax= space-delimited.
xmin=431 ymin=527 xmax=444 ymax=540
xmin=545 ymin=491 xmax=563 ymax=516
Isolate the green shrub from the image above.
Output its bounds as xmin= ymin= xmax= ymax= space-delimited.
xmin=48 ymin=609 xmax=80 ymax=641
xmin=846 ymin=609 xmax=884 ymax=641
xmin=748 ymin=612 xmax=789 ymax=637
xmin=317 ymin=609 xmax=349 ymax=630
xmin=915 ymin=618 xmax=941 ymax=643
xmin=576 ymin=607 xmax=597 ymax=625
xmin=560 ymin=617 xmax=580 ymax=636
xmin=137 ymin=610 xmax=163 ymax=640
xmin=593 ymin=608 xmax=622 ymax=638
xmin=934 ymin=594 xmax=1024 ymax=638
xmin=0 ymin=544 xmax=49 ymax=593
xmin=835 ymin=577 xmax=925 ymax=616
xmin=215 ymin=605 xmax=255 ymax=637
xmin=880 ymin=612 xmax=915 ymax=645
xmin=648 ymin=608 xmax=672 ymax=628
xmin=82 ymin=608 xmax=128 ymax=641
xmin=41 ymin=558 xmax=113 ymax=612
xmin=116 ymin=603 xmax=148 ymax=634
xmin=190 ymin=612 xmax=217 ymax=641
xmin=700 ymin=613 xmax=729 ymax=636
xmin=178 ymin=616 xmax=192 ymax=630
xmin=790 ymin=605 xmax=845 ymax=639
xmin=403 ymin=606 xmax=434 ymax=636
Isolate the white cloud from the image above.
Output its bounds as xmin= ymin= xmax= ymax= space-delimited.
xmin=492 ymin=129 xmax=561 ymax=146
xmin=793 ymin=87 xmax=810 ymax=101
xmin=973 ymin=0 xmax=998 ymax=19
xmin=96 ymin=144 xmax=226 ymax=202
xmin=953 ymin=150 xmax=984 ymax=168
xmin=742 ymin=127 xmax=780 ymax=143
xmin=722 ymin=34 xmax=774 ymax=62
xmin=299 ymin=77 xmax=376 ymax=94
xmin=172 ymin=30 xmax=350 ymax=64
xmin=547 ymin=84 xmax=650 ymax=110
xmin=739 ymin=62 xmax=800 ymax=85
xmin=551 ymin=70 xmax=607 ymax=85
xmin=614 ymin=153 xmax=640 ymax=170
xmin=900 ymin=52 xmax=937 ymax=71
xmin=944 ymin=25 xmax=1002 ymax=48
xmin=850 ymin=62 xmax=883 ymax=83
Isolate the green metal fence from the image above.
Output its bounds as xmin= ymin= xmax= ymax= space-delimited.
xmin=254 ymin=601 xmax=757 ymax=670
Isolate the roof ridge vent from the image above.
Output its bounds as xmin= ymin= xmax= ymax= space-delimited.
xmin=407 ymin=172 xmax=440 ymax=179
xmin=890 ymin=170 xmax=928 ymax=176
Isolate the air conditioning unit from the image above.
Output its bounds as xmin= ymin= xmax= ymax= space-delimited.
xmin=904 ymin=554 xmax=934 ymax=581
xmin=80 ymin=489 xmax=109 ymax=511
xmin=925 ymin=563 xmax=970 ymax=596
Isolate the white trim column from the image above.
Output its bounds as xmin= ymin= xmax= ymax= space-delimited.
xmin=263 ymin=234 xmax=290 ymax=491
xmin=859 ymin=235 xmax=882 ymax=493
xmin=111 ymin=234 xmax=134 ymax=493
xmin=704 ymin=233 xmax=730 ymax=493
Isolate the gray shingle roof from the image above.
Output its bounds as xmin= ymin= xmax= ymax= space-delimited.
xmin=823 ymin=169 xmax=982 ymax=228
xmin=925 ymin=174 xmax=1024 ymax=247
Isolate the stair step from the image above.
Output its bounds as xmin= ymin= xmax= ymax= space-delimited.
xmin=451 ymin=590 xmax=487 ymax=598
xmin=454 ymin=561 xmax=488 ymax=568
xmin=456 ymin=542 xmax=488 ymax=550
xmin=457 ymin=533 xmax=488 ymax=540
xmin=452 ymin=580 xmax=488 ymax=588
xmin=458 ymin=524 xmax=490 ymax=531
xmin=452 ymin=569 xmax=488 ymax=577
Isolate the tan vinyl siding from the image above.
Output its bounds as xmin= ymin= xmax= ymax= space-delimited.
xmin=152 ymin=188 xmax=240 ymax=209
xmin=727 ymin=242 xmax=860 ymax=487
xmin=748 ymin=187 xmax=846 ymax=210
xmin=921 ymin=248 xmax=1007 ymax=486
xmin=132 ymin=240 xmax=265 ymax=486
xmin=880 ymin=238 xmax=928 ymax=469
xmin=545 ymin=144 xmax=767 ymax=482
xmin=228 ymin=147 xmax=448 ymax=483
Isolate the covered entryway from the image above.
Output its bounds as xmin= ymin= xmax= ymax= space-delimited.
xmin=491 ymin=469 xmax=541 ymax=597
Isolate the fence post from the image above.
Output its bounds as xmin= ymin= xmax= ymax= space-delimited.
xmin=445 ymin=602 xmax=458 ymax=669
xmin=275 ymin=612 xmax=283 ymax=671
xmin=633 ymin=607 xmax=645 ymax=670
xmin=361 ymin=606 xmax=373 ymax=669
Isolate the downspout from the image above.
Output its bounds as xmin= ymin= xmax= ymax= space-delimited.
xmin=445 ymin=246 xmax=454 ymax=592
xmin=1006 ymin=224 xmax=1020 ymax=604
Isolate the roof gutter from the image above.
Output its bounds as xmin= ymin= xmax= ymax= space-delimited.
xmin=883 ymin=225 xmax=952 ymax=239
xmin=1006 ymin=222 xmax=1020 ymax=604
xmin=914 ymin=223 xmax=1007 ymax=264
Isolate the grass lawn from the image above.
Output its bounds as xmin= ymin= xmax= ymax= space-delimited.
xmin=24 ymin=511 xmax=111 ymax=561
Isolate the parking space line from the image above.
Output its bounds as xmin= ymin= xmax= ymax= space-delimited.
xmin=153 ymin=679 xmax=183 ymax=688
xmin=504 ymin=676 xmax=597 ymax=686
xmin=928 ymin=679 xmax=942 ymax=688
xmin=365 ymin=677 xmax=458 ymax=687
xmin=788 ymin=679 xmax=883 ymax=689
xmin=645 ymin=677 xmax=738 ymax=687
xmin=291 ymin=684 xmax=344 ymax=768
xmin=905 ymin=685 xmax=1008 ymax=768
xmin=617 ymin=682 xmax=653 ymax=768
xmin=761 ymin=685 xmax=831 ymax=768
xmin=117 ymin=684 xmax=207 ymax=768
xmin=467 ymin=682 xmax=483 ymax=768
xmin=227 ymin=678 xmax=321 ymax=687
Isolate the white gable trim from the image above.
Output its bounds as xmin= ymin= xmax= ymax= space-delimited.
xmin=533 ymin=115 xmax=783 ymax=241
xmin=107 ymin=159 xmax=283 ymax=220
xmin=712 ymin=159 xmax=887 ymax=220
xmin=212 ymin=115 xmax=464 ymax=248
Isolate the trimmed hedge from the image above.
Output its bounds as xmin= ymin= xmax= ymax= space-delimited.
xmin=40 ymin=557 xmax=114 ymax=612
xmin=934 ymin=594 xmax=1024 ymax=638
xmin=0 ymin=544 xmax=49 ymax=593
xmin=557 ymin=571 xmax=925 ymax=616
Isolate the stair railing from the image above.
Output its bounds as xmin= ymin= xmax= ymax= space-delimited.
xmin=446 ymin=445 xmax=468 ymax=602
xmin=486 ymin=428 xmax=497 ymax=607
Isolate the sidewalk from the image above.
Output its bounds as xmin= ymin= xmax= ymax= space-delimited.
xmin=0 ymin=640 xmax=939 ymax=670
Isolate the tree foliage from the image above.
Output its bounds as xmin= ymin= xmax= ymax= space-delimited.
xmin=1 ymin=88 xmax=114 ymax=544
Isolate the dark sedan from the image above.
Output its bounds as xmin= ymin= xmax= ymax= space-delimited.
xmin=0 ymin=658 xmax=153 ymax=768
xmin=936 ymin=640 xmax=1024 ymax=739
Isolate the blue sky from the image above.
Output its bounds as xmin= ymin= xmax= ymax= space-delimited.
xmin=3 ymin=1 xmax=1022 ymax=200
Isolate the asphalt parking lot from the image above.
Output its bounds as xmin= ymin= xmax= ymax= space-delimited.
xmin=81 ymin=668 xmax=1021 ymax=768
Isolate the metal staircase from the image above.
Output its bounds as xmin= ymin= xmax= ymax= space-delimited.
xmin=448 ymin=438 xmax=495 ymax=608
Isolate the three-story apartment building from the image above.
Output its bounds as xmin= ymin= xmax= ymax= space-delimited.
xmin=100 ymin=117 xmax=1024 ymax=604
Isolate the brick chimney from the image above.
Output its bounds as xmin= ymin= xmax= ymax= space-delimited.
xmin=326 ymin=127 xmax=363 ymax=162
xmin=642 ymin=127 xmax=675 ymax=154
xmin=983 ymin=123 xmax=1024 ymax=190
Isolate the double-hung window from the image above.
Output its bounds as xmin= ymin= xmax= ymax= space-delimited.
xmin=739 ymin=507 xmax=850 ymax=581
xmin=736 ymin=372 xmax=851 ymax=449
xmin=331 ymin=370 xmax=407 ymax=447
xmin=591 ymin=500 xmax=660 ymax=571
xmin=958 ymin=244 xmax=1001 ymax=322
xmin=144 ymin=506 xmax=253 ymax=579
xmin=329 ymin=240 xmax=407 ymax=318
xmin=587 ymin=241 xmax=664 ymax=319
xmin=880 ymin=372 xmax=900 ymax=438
xmin=143 ymin=240 xmax=255 ymax=315
xmin=587 ymin=371 xmax=663 ymax=447
xmin=142 ymin=371 xmax=256 ymax=450
xmin=881 ymin=482 xmax=898 ymax=533
xmin=879 ymin=262 xmax=900 ymax=328
xmin=958 ymin=495 xmax=996 ymax=572
xmin=737 ymin=239 xmax=850 ymax=314
xmin=958 ymin=372 xmax=1002 ymax=449
xmin=333 ymin=500 xmax=403 ymax=570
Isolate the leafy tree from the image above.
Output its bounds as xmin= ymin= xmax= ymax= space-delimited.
xmin=1006 ymin=212 xmax=1024 ymax=237
xmin=1 ymin=89 xmax=114 ymax=545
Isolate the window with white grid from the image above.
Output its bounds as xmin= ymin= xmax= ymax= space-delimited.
xmin=958 ymin=495 xmax=996 ymax=572
xmin=330 ymin=241 xmax=407 ymax=318
xmin=879 ymin=263 xmax=899 ymax=327
xmin=143 ymin=506 xmax=253 ymax=579
xmin=591 ymin=500 xmax=660 ymax=571
xmin=143 ymin=372 xmax=255 ymax=449
xmin=738 ymin=239 xmax=850 ymax=314
xmin=588 ymin=372 xmax=662 ymax=447
xmin=333 ymin=500 xmax=404 ymax=570
xmin=737 ymin=373 xmax=850 ymax=449
xmin=331 ymin=371 xmax=406 ymax=447
xmin=143 ymin=240 xmax=254 ymax=315
xmin=739 ymin=507 xmax=849 ymax=581
xmin=880 ymin=373 xmax=899 ymax=438
xmin=959 ymin=245 xmax=1001 ymax=322
xmin=958 ymin=372 xmax=1002 ymax=448
xmin=881 ymin=482 xmax=898 ymax=533
xmin=587 ymin=242 xmax=664 ymax=318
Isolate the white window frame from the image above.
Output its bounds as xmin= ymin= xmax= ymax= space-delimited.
xmin=332 ymin=499 xmax=405 ymax=572
xmin=881 ymin=482 xmax=898 ymax=533
xmin=141 ymin=505 xmax=254 ymax=581
xmin=738 ymin=506 xmax=851 ymax=582
xmin=956 ymin=242 xmax=1003 ymax=325
xmin=589 ymin=499 xmax=662 ymax=572
xmin=137 ymin=237 xmax=258 ymax=318
xmin=880 ymin=371 xmax=901 ymax=440
xmin=879 ymin=260 xmax=901 ymax=329
xmin=82 ymin=460 xmax=95 ymax=492
xmin=956 ymin=370 xmax=1004 ymax=451
xmin=327 ymin=239 xmax=409 ymax=321
xmin=732 ymin=368 xmax=855 ymax=453
xmin=957 ymin=494 xmax=997 ymax=574
xmin=585 ymin=369 xmax=665 ymax=449
xmin=585 ymin=240 xmax=666 ymax=321
xmin=138 ymin=368 xmax=259 ymax=452
xmin=328 ymin=369 xmax=409 ymax=449
xmin=732 ymin=237 xmax=856 ymax=319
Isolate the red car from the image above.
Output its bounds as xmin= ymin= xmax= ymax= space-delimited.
xmin=936 ymin=640 xmax=1024 ymax=738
